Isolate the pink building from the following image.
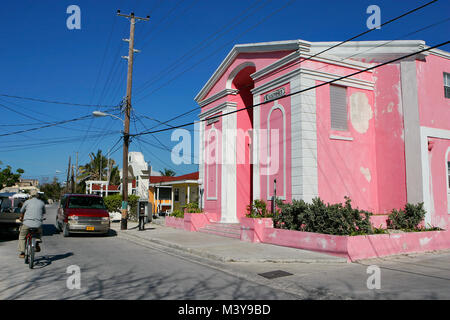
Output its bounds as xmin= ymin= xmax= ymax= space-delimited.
xmin=195 ymin=39 xmax=450 ymax=230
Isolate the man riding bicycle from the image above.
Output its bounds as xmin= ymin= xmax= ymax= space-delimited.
xmin=18 ymin=193 xmax=46 ymax=258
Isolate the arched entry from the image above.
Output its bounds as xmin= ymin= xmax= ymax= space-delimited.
xmin=223 ymin=62 xmax=255 ymax=222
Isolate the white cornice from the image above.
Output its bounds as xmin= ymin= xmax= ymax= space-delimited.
xmin=427 ymin=47 xmax=450 ymax=60
xmin=194 ymin=39 xmax=311 ymax=103
xmin=251 ymin=51 xmax=374 ymax=83
xmin=199 ymin=101 xmax=237 ymax=120
xmin=198 ymin=89 xmax=239 ymax=107
xmin=251 ymin=65 xmax=374 ymax=95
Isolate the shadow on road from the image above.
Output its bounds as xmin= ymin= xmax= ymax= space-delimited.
xmin=32 ymin=252 xmax=74 ymax=269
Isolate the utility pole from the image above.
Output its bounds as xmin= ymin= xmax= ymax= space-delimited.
xmin=66 ymin=156 xmax=71 ymax=194
xmin=75 ymin=152 xmax=78 ymax=194
xmin=117 ymin=10 xmax=149 ymax=230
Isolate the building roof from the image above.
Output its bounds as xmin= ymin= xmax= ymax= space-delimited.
xmin=149 ymin=172 xmax=199 ymax=184
xmin=91 ymin=184 xmax=120 ymax=191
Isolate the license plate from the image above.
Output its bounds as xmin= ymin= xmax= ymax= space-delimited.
xmin=86 ymin=226 xmax=95 ymax=231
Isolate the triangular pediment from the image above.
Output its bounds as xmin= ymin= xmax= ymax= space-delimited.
xmin=194 ymin=39 xmax=311 ymax=103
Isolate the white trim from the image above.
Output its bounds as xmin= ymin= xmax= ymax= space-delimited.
xmin=420 ymin=127 xmax=450 ymax=225
xmin=446 ymin=147 xmax=450 ymax=215
xmin=426 ymin=47 xmax=450 ymax=60
xmin=266 ymin=102 xmax=286 ymax=201
xmin=198 ymin=89 xmax=239 ymax=108
xmin=206 ymin=124 xmax=219 ymax=200
xmin=221 ymin=104 xmax=238 ymax=223
xmin=199 ymin=101 xmax=237 ymax=120
xmin=329 ymin=135 xmax=354 ymax=141
xmin=195 ymin=40 xmax=311 ymax=102
xmin=300 ymin=68 xmax=374 ymax=91
xmin=251 ymin=51 xmax=302 ymax=81
xmin=252 ymin=94 xmax=261 ymax=200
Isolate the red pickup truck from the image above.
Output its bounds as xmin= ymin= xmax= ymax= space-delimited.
xmin=56 ymin=194 xmax=110 ymax=237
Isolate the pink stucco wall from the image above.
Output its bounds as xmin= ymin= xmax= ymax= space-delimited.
xmin=427 ymin=138 xmax=450 ymax=229
xmin=373 ymin=64 xmax=407 ymax=213
xmin=416 ymin=54 xmax=450 ymax=129
xmin=316 ymin=82 xmax=378 ymax=212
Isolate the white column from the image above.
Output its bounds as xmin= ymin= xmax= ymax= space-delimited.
xmin=221 ymin=103 xmax=238 ymax=223
xmin=187 ymin=184 xmax=190 ymax=204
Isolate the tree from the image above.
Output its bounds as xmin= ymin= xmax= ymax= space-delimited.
xmin=77 ymin=149 xmax=120 ymax=185
xmin=0 ymin=161 xmax=24 ymax=190
xmin=39 ymin=177 xmax=63 ymax=200
xmin=159 ymin=168 xmax=176 ymax=177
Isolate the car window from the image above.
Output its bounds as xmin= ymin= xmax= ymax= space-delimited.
xmin=68 ymin=196 xmax=106 ymax=209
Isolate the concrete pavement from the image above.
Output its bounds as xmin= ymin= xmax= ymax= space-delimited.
xmin=112 ymin=218 xmax=347 ymax=264
xmin=111 ymin=217 xmax=450 ymax=300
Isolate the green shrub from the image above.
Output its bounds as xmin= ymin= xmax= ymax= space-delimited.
xmin=246 ymin=199 xmax=273 ymax=218
xmin=273 ymin=197 xmax=373 ymax=236
xmin=182 ymin=202 xmax=203 ymax=213
xmin=387 ymin=203 xmax=426 ymax=230
xmin=103 ymin=194 xmax=140 ymax=221
xmin=171 ymin=209 xmax=184 ymax=218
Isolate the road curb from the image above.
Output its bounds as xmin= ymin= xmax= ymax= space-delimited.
xmin=114 ymin=227 xmax=347 ymax=264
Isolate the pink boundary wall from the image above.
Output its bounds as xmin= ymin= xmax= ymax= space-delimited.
xmin=165 ymin=212 xmax=220 ymax=232
xmin=242 ymin=218 xmax=450 ymax=262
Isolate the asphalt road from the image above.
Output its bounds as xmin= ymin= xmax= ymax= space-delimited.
xmin=0 ymin=203 xmax=299 ymax=300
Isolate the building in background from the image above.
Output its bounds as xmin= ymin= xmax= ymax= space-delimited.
xmin=149 ymin=172 xmax=200 ymax=215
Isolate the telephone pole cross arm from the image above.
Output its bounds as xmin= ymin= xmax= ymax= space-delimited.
xmin=117 ymin=10 xmax=149 ymax=230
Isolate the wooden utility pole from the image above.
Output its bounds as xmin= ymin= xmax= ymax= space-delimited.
xmin=117 ymin=10 xmax=149 ymax=230
xmin=66 ymin=156 xmax=71 ymax=194
xmin=74 ymin=152 xmax=78 ymax=194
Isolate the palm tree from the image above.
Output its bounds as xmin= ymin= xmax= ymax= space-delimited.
xmin=159 ymin=168 xmax=176 ymax=177
xmin=78 ymin=150 xmax=120 ymax=183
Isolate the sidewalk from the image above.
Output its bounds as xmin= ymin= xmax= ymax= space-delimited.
xmin=110 ymin=219 xmax=347 ymax=264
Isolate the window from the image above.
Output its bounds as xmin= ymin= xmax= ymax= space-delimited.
xmin=444 ymin=73 xmax=450 ymax=99
xmin=330 ymin=85 xmax=348 ymax=131
xmin=174 ymin=188 xmax=179 ymax=202
xmin=158 ymin=188 xmax=171 ymax=200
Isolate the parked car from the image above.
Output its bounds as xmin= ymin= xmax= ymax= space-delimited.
xmin=0 ymin=192 xmax=29 ymax=234
xmin=56 ymin=194 xmax=110 ymax=237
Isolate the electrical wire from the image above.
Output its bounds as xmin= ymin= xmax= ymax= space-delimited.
xmin=131 ymin=40 xmax=450 ymax=138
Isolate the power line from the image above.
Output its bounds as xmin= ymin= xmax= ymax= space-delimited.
xmin=132 ymin=0 xmax=440 ymax=132
xmin=131 ymin=40 xmax=450 ymax=138
xmin=0 ymin=93 xmax=117 ymax=108
xmin=134 ymin=0 xmax=273 ymax=97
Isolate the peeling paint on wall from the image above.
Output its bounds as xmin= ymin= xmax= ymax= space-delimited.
xmin=360 ymin=167 xmax=372 ymax=182
xmin=419 ymin=237 xmax=432 ymax=246
xmin=350 ymin=92 xmax=373 ymax=134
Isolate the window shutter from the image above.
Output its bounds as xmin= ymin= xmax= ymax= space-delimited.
xmin=330 ymin=85 xmax=348 ymax=131
xmin=444 ymin=73 xmax=450 ymax=99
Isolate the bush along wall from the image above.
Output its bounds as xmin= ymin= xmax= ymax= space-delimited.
xmin=246 ymin=199 xmax=273 ymax=218
xmin=386 ymin=202 xmax=441 ymax=231
xmin=271 ymin=197 xmax=440 ymax=236
xmin=273 ymin=197 xmax=373 ymax=236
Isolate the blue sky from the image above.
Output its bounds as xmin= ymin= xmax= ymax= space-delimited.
xmin=0 ymin=0 xmax=448 ymax=184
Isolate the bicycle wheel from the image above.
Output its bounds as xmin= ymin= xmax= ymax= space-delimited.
xmin=28 ymin=239 xmax=35 ymax=269
xmin=24 ymin=237 xmax=29 ymax=264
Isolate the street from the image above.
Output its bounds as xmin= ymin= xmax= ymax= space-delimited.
xmin=0 ymin=203 xmax=299 ymax=300
xmin=2 ymin=203 xmax=450 ymax=300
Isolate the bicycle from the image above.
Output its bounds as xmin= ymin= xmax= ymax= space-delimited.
xmin=23 ymin=218 xmax=45 ymax=269
xmin=24 ymin=228 xmax=40 ymax=269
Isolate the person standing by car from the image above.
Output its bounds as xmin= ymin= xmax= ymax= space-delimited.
xmin=18 ymin=193 xmax=46 ymax=258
